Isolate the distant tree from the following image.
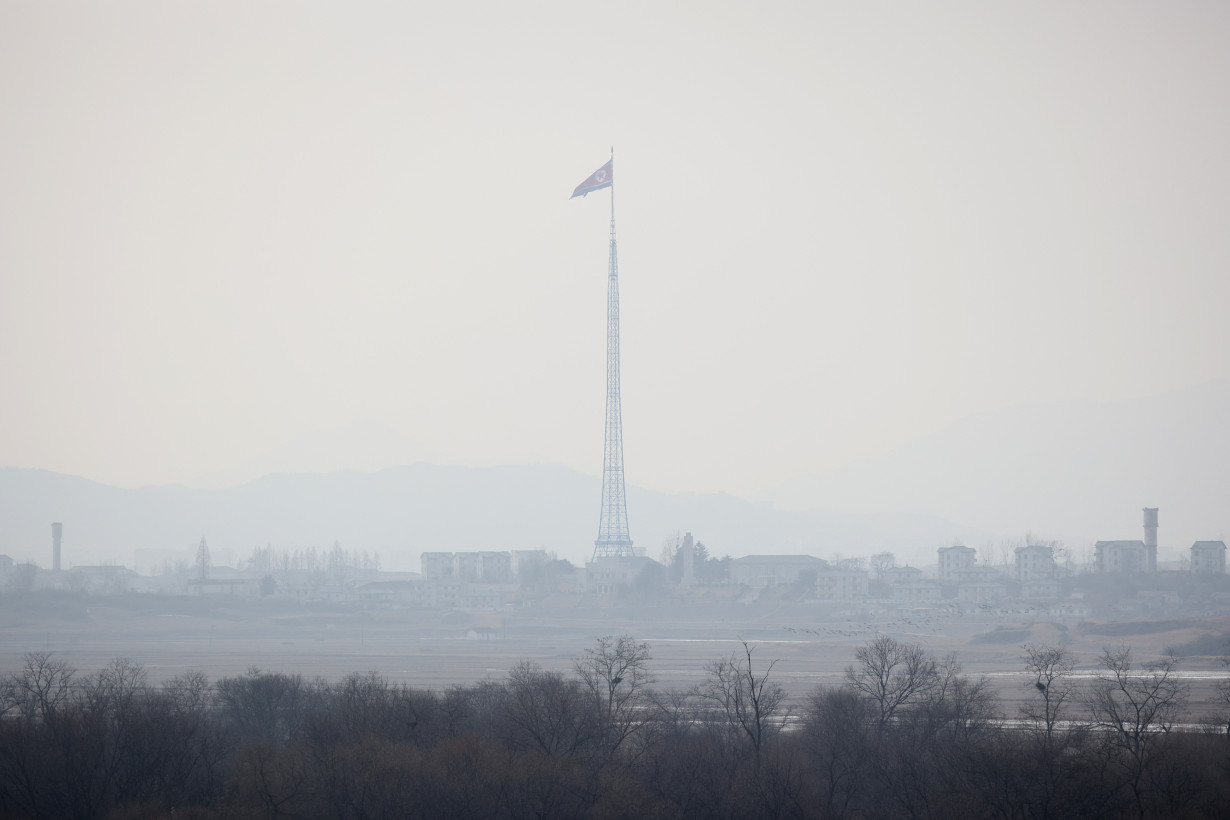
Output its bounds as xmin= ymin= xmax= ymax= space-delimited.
xmin=327 ymin=540 xmax=351 ymax=588
xmin=659 ymin=530 xmax=684 ymax=567
xmin=519 ymin=556 xmax=575 ymax=596
xmin=869 ymin=552 xmax=896 ymax=576
xmin=499 ymin=662 xmax=597 ymax=757
xmin=802 ymin=686 xmax=877 ymax=816
xmin=195 ymin=537 xmax=210 ymax=583
xmin=1085 ymin=646 xmax=1190 ymax=817
xmin=662 ymin=540 xmax=731 ymax=586
xmin=216 ymin=668 xmax=308 ymax=746
xmin=1218 ymin=638 xmax=1230 ymax=734
xmin=628 ymin=561 xmax=667 ymax=600
xmin=704 ymin=552 xmax=732 ymax=584
xmin=3 ymin=652 xmax=76 ymax=722
xmin=1021 ymin=643 xmax=1077 ymax=744
xmin=829 ymin=553 xmax=866 ymax=571
xmin=574 ymin=635 xmax=655 ymax=756
xmin=700 ymin=641 xmax=787 ymax=763
xmin=5 ymin=562 xmax=38 ymax=594
xmin=790 ymin=569 xmax=817 ymax=599
xmin=844 ymin=636 xmax=939 ymax=730
xmin=247 ymin=544 xmax=274 ymax=574
xmin=259 ymin=574 xmax=277 ymax=597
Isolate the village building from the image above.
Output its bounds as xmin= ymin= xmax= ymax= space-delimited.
xmin=815 ymin=568 xmax=869 ymax=600
xmin=1191 ymin=541 xmax=1227 ymax=573
xmin=585 ymin=555 xmax=660 ymax=595
xmin=889 ymin=580 xmax=943 ymax=601
xmin=1015 ymin=544 xmax=1056 ymax=581
xmin=937 ymin=545 xmax=977 ymax=581
xmin=729 ymin=554 xmax=826 ymax=589
xmin=1095 ymin=540 xmax=1150 ymax=573
xmin=880 ymin=565 xmax=924 ymax=586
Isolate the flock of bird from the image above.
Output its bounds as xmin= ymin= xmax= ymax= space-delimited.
xmin=782 ymin=606 xmax=987 ymax=640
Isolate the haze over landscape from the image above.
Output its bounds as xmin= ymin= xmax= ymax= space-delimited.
xmin=1 ymin=374 xmax=1228 ymax=570
xmin=2 ymin=2 xmax=1229 ymax=568
xmin=4 ymin=5 xmax=1230 ymax=817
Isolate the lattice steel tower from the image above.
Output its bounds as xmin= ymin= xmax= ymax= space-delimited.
xmin=572 ymin=153 xmax=634 ymax=559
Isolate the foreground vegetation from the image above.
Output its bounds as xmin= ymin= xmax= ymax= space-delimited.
xmin=1 ymin=637 xmax=1228 ymax=819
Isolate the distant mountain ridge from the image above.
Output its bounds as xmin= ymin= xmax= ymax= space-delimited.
xmin=0 ymin=464 xmax=989 ymax=572
xmin=5 ymin=381 xmax=1223 ymax=572
xmin=762 ymin=379 xmax=1230 ymax=554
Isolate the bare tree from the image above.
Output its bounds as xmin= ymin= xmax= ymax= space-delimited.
xmin=658 ymin=530 xmax=684 ymax=566
xmin=216 ymin=667 xmax=308 ymax=746
xmin=802 ymin=686 xmax=876 ymax=817
xmin=163 ymin=670 xmax=212 ymax=715
xmin=1088 ymin=647 xmax=1188 ymax=751
xmin=574 ymin=634 xmax=655 ymax=756
xmin=869 ymin=552 xmax=896 ymax=576
xmin=1086 ymin=646 xmax=1189 ymax=818
xmin=1021 ymin=643 xmax=1077 ymax=744
xmin=700 ymin=641 xmax=787 ymax=763
xmin=4 ymin=653 xmax=76 ymax=722
xmin=844 ymin=636 xmax=939 ymax=730
xmin=828 ymin=553 xmax=865 ymax=571
xmin=500 ymin=661 xmax=597 ymax=757
xmin=85 ymin=657 xmax=148 ymax=711
xmin=1218 ymin=639 xmax=1230 ymax=735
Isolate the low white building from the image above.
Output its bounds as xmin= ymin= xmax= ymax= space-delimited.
xmin=585 ymin=555 xmax=661 ymax=595
xmin=881 ymin=565 xmax=924 ymax=586
xmin=816 ymin=569 xmax=869 ymax=600
xmin=957 ymin=580 xmax=1007 ymax=602
xmin=890 ymin=581 xmax=943 ymax=601
xmin=1021 ymin=579 xmax=1062 ymax=600
xmin=730 ymin=555 xmax=827 ymax=589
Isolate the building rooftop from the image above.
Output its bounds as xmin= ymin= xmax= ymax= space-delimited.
xmin=731 ymin=554 xmax=826 ymax=564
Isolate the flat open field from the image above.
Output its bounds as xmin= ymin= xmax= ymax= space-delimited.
xmin=2 ymin=593 xmax=1228 ymax=717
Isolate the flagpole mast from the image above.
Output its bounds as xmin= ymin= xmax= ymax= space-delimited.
xmin=609 ymin=146 xmax=615 ymax=223
xmin=592 ymin=145 xmax=633 ymax=560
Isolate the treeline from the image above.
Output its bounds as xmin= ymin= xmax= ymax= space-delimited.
xmin=243 ymin=541 xmax=381 ymax=581
xmin=1 ymin=637 xmax=1229 ymax=819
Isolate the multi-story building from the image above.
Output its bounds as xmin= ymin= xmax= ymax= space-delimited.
xmin=1096 ymin=508 xmax=1160 ymax=573
xmin=1021 ymin=579 xmax=1062 ymax=599
xmin=880 ymin=565 xmax=924 ymax=586
xmin=889 ymin=580 xmax=942 ymax=601
xmin=957 ymin=579 xmax=1007 ymax=602
xmin=1015 ymin=544 xmax=1056 ymax=581
xmin=421 ymin=552 xmax=455 ymax=580
xmin=1095 ymin=540 xmax=1149 ymax=573
xmin=937 ymin=545 xmax=977 ymax=581
xmin=585 ymin=555 xmax=660 ymax=595
xmin=1190 ymin=541 xmax=1227 ymax=573
xmin=421 ymin=550 xmax=517 ymax=582
xmin=816 ymin=568 xmax=869 ymax=600
xmin=729 ymin=554 xmax=827 ymax=589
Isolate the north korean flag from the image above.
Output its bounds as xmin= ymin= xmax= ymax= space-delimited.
xmin=570 ymin=159 xmax=613 ymax=199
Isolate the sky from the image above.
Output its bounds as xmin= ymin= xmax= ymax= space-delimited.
xmin=2 ymin=1 xmax=1229 ymax=501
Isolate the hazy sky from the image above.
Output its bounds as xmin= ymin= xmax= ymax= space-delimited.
xmin=2 ymin=1 xmax=1228 ymax=498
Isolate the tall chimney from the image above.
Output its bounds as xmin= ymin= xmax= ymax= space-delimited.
xmin=51 ymin=522 xmax=62 ymax=571
xmin=1143 ymin=507 xmax=1158 ymax=572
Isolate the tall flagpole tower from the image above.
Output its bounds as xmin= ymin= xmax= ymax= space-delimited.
xmin=572 ymin=151 xmax=634 ymax=560
xmin=594 ymin=166 xmax=634 ymax=559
